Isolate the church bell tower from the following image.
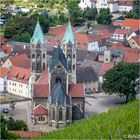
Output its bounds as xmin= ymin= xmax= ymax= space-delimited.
xmin=61 ymin=21 xmax=77 ymax=84
xmin=30 ymin=20 xmax=47 ymax=76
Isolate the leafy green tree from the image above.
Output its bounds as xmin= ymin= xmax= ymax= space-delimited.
xmin=84 ymin=6 xmax=97 ymax=20
xmin=9 ymin=100 xmax=16 ymax=110
xmin=125 ymin=11 xmax=137 ymax=19
xmin=96 ymin=8 xmax=112 ymax=25
xmin=133 ymin=0 xmax=140 ymax=19
xmin=102 ymin=62 xmax=139 ymax=103
xmin=67 ymin=0 xmax=84 ymax=26
xmin=15 ymin=32 xmax=31 ymax=42
xmin=4 ymin=13 xmax=50 ymax=42
xmin=0 ymin=115 xmax=19 ymax=139
xmin=1 ymin=0 xmax=14 ymax=5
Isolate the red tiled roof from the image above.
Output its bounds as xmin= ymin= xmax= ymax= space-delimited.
xmin=131 ymin=36 xmax=140 ymax=46
xmin=119 ymin=0 xmax=134 ymax=6
xmin=123 ymin=52 xmax=139 ymax=63
xmin=112 ymin=20 xmax=123 ymax=27
xmin=99 ymin=63 xmax=114 ymax=76
xmin=9 ymin=54 xmax=31 ymax=69
xmin=0 ymin=67 xmax=8 ymax=78
xmin=97 ymin=29 xmax=112 ymax=38
xmin=114 ymin=29 xmax=130 ymax=35
xmin=109 ymin=43 xmax=138 ymax=52
xmin=34 ymin=84 xmax=49 ymax=97
xmin=36 ymin=68 xmax=49 ymax=85
xmin=32 ymin=104 xmax=48 ymax=115
xmin=8 ymin=66 xmax=30 ymax=84
xmin=69 ymin=83 xmax=85 ymax=97
xmin=10 ymin=131 xmax=42 ymax=138
xmin=1 ymin=44 xmax=14 ymax=54
xmin=48 ymin=24 xmax=67 ymax=36
xmin=122 ymin=18 xmax=139 ymax=29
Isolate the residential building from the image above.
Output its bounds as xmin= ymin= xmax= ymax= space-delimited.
xmin=98 ymin=63 xmax=114 ymax=83
xmin=2 ymin=54 xmax=30 ymax=69
xmin=79 ymin=0 xmax=134 ymax=12
xmin=77 ymin=66 xmax=98 ymax=93
xmin=7 ymin=66 xmax=31 ymax=98
xmin=128 ymin=36 xmax=140 ymax=49
xmin=0 ymin=67 xmax=8 ymax=92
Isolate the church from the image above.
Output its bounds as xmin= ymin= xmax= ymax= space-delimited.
xmin=30 ymin=20 xmax=85 ymax=128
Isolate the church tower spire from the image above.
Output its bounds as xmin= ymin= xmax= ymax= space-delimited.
xmin=61 ymin=20 xmax=77 ymax=84
xmin=30 ymin=20 xmax=47 ymax=77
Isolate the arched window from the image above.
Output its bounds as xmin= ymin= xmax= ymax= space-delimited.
xmin=59 ymin=108 xmax=63 ymax=121
xmin=73 ymin=65 xmax=75 ymax=70
xmin=43 ymin=53 xmax=45 ymax=58
xmin=32 ymin=63 xmax=35 ymax=70
xmin=52 ymin=107 xmax=55 ymax=120
xmin=32 ymin=53 xmax=35 ymax=58
xmin=43 ymin=63 xmax=45 ymax=70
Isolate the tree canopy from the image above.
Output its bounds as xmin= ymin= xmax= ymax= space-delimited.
xmin=4 ymin=13 xmax=50 ymax=42
xmin=96 ymin=8 xmax=112 ymax=25
xmin=102 ymin=62 xmax=139 ymax=102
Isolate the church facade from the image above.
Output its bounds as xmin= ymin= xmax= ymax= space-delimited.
xmin=31 ymin=21 xmax=85 ymax=128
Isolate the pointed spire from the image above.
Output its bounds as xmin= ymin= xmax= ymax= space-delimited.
xmin=62 ymin=20 xmax=75 ymax=45
xmin=31 ymin=20 xmax=45 ymax=45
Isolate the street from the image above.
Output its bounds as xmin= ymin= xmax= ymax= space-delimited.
xmin=0 ymin=93 xmax=126 ymax=131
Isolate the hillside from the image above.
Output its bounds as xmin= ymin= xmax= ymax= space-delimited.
xmin=39 ymin=101 xmax=139 ymax=139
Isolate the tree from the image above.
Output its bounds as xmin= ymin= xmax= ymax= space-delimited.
xmin=9 ymin=100 xmax=16 ymax=110
xmin=96 ymin=8 xmax=112 ymax=25
xmin=102 ymin=62 xmax=139 ymax=103
xmin=67 ymin=0 xmax=84 ymax=26
xmin=15 ymin=32 xmax=31 ymax=43
xmin=84 ymin=6 xmax=97 ymax=20
xmin=0 ymin=115 xmax=19 ymax=139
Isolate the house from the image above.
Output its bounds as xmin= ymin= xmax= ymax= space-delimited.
xmin=121 ymin=18 xmax=140 ymax=30
xmin=127 ymin=30 xmax=140 ymax=40
xmin=7 ymin=66 xmax=31 ymax=98
xmin=0 ymin=44 xmax=14 ymax=54
xmin=128 ymin=36 xmax=140 ymax=49
xmin=0 ymin=67 xmax=8 ymax=92
xmin=123 ymin=51 xmax=140 ymax=63
xmin=98 ymin=63 xmax=114 ymax=83
xmin=79 ymin=0 xmax=134 ymax=13
xmin=2 ymin=54 xmax=30 ymax=69
xmin=119 ymin=0 xmax=134 ymax=12
xmin=78 ymin=0 xmax=93 ymax=10
xmin=112 ymin=29 xmax=130 ymax=41
xmin=76 ymin=66 xmax=98 ymax=93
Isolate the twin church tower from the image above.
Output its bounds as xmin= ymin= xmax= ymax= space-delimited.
xmin=30 ymin=20 xmax=84 ymax=128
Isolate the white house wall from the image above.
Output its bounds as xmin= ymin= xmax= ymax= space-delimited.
xmin=7 ymin=80 xmax=31 ymax=98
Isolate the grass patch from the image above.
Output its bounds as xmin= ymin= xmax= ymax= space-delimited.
xmin=38 ymin=101 xmax=139 ymax=139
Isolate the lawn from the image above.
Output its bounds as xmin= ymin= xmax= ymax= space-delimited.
xmin=38 ymin=100 xmax=139 ymax=139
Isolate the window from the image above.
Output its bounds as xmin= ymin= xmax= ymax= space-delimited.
xmin=32 ymin=63 xmax=35 ymax=70
xmin=52 ymin=108 xmax=55 ymax=120
xmin=106 ymin=58 xmax=108 ymax=61
xmin=59 ymin=108 xmax=63 ymax=121
xmin=43 ymin=53 xmax=45 ymax=58
xmin=43 ymin=63 xmax=45 ymax=70
xmin=66 ymin=108 xmax=70 ymax=120
xmin=38 ymin=116 xmax=45 ymax=121
xmin=32 ymin=54 xmax=35 ymax=58
xmin=73 ymin=54 xmax=75 ymax=58
xmin=73 ymin=65 xmax=75 ymax=70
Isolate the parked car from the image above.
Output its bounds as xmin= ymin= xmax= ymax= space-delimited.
xmin=2 ymin=108 xmax=9 ymax=113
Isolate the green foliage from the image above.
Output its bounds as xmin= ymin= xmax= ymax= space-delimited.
xmin=9 ymin=100 xmax=16 ymax=110
xmin=0 ymin=115 xmax=20 ymax=139
xmin=67 ymin=0 xmax=84 ymax=26
xmin=102 ymin=62 xmax=139 ymax=102
xmin=125 ymin=0 xmax=140 ymax=19
xmin=83 ymin=6 xmax=97 ymax=21
xmin=4 ymin=13 xmax=50 ymax=42
xmin=37 ymin=101 xmax=139 ymax=139
xmin=96 ymin=8 xmax=112 ymax=25
xmin=1 ymin=0 xmax=15 ymax=5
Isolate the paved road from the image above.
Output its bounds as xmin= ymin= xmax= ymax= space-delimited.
xmin=1 ymin=93 xmax=126 ymax=131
